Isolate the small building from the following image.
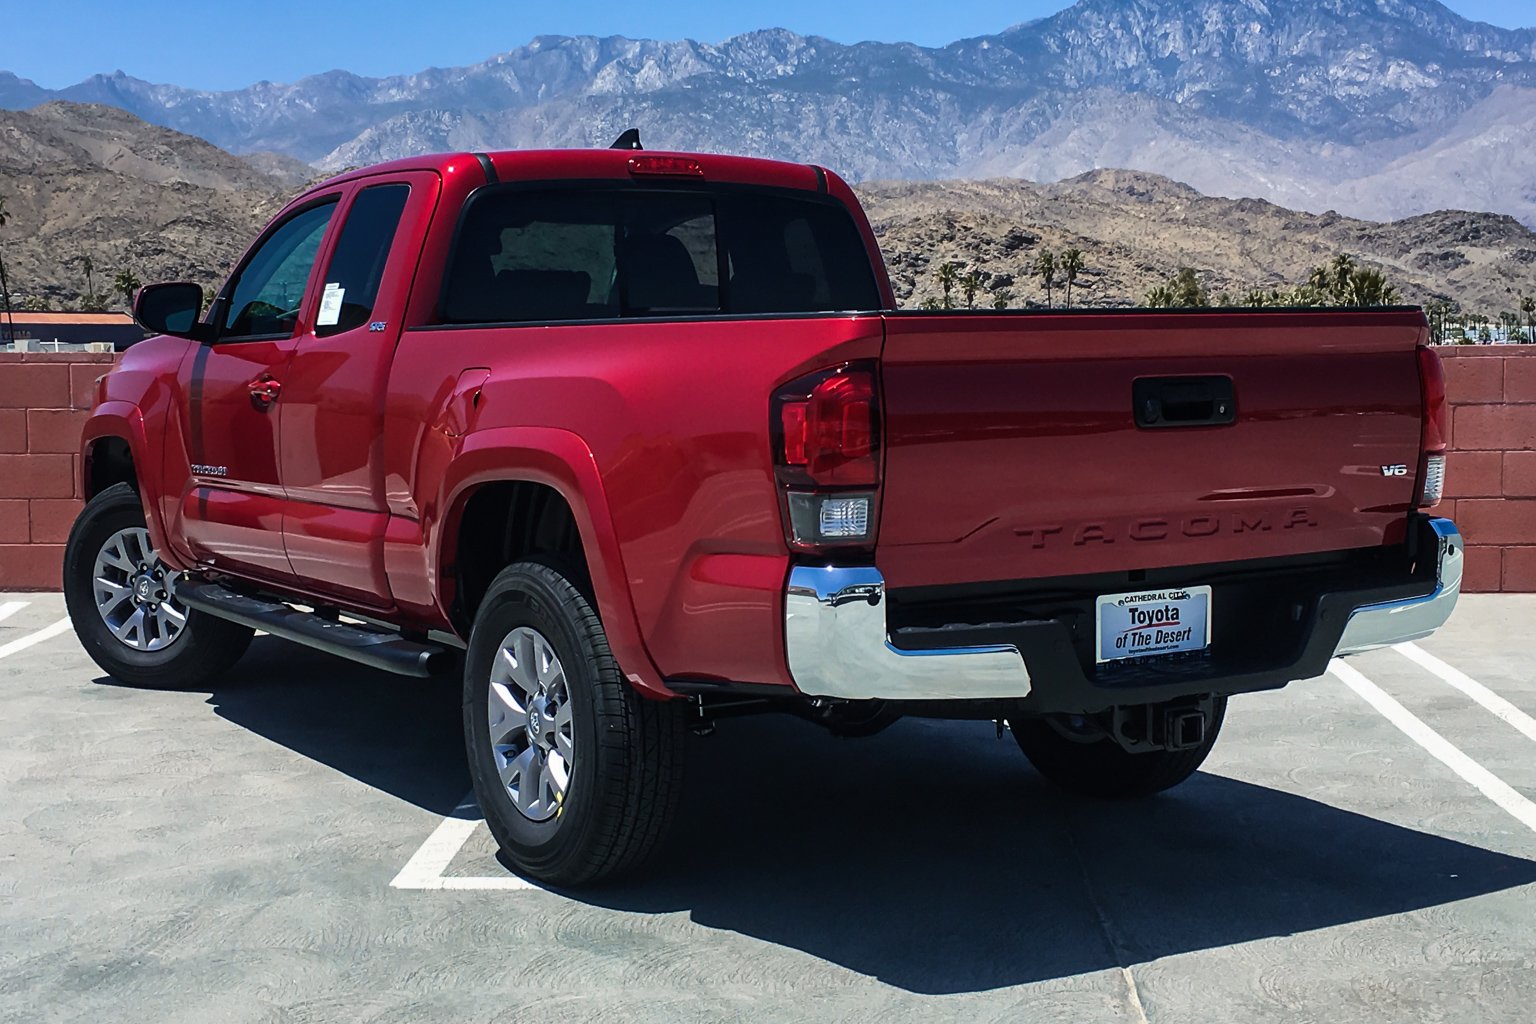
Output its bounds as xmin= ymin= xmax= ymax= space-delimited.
xmin=0 ymin=312 xmax=146 ymax=351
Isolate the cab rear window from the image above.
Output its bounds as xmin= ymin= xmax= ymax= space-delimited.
xmin=439 ymin=186 xmax=880 ymax=324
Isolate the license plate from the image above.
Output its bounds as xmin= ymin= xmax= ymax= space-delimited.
xmin=1095 ymin=586 xmax=1212 ymax=664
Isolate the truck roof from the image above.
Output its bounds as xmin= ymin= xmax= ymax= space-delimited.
xmin=318 ymin=148 xmax=831 ymax=194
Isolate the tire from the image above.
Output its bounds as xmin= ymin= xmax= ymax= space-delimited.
xmin=1009 ymin=697 xmax=1227 ymax=799
xmin=463 ymin=560 xmax=685 ymax=887
xmin=63 ymin=482 xmax=254 ymax=688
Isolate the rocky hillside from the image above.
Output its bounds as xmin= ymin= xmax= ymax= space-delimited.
xmin=2 ymin=104 xmax=1532 ymax=318
xmin=866 ymin=172 xmax=1536 ymax=312
xmin=0 ymin=104 xmax=302 ymax=308
xmin=2 ymin=0 xmax=1533 ymax=226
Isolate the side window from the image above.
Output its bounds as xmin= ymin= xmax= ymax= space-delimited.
xmin=314 ymin=184 xmax=411 ymax=338
xmin=444 ymin=191 xmax=620 ymax=324
xmin=440 ymin=190 xmax=722 ymax=324
xmin=221 ymin=201 xmax=336 ymax=340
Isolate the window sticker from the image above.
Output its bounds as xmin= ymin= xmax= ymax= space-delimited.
xmin=317 ymin=283 xmax=345 ymax=326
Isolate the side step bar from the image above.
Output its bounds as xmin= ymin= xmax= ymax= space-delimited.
xmin=176 ymin=578 xmax=456 ymax=679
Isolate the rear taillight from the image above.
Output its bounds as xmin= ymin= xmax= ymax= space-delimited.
xmin=1416 ymin=345 xmax=1448 ymax=508
xmin=772 ymin=363 xmax=881 ymax=552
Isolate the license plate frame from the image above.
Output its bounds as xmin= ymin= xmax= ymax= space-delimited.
xmin=1095 ymin=586 xmax=1212 ymax=664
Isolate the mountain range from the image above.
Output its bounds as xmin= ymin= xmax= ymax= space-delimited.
xmin=3 ymin=103 xmax=1533 ymax=318
xmin=2 ymin=0 xmax=1534 ymax=227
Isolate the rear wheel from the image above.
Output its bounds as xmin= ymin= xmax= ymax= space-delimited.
xmin=463 ymin=561 xmax=685 ymax=886
xmin=63 ymin=482 xmax=253 ymax=688
xmin=1009 ymin=697 xmax=1227 ymax=799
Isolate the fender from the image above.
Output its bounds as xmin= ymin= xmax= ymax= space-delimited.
xmin=433 ymin=425 xmax=672 ymax=700
xmin=80 ymin=401 xmax=188 ymax=573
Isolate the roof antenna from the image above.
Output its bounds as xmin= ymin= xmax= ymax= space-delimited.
xmin=610 ymin=128 xmax=642 ymax=151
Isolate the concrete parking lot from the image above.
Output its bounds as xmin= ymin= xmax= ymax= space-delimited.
xmin=2 ymin=593 xmax=1534 ymax=1024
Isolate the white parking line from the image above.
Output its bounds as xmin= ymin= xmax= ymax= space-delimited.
xmin=1395 ymin=642 xmax=1536 ymax=745
xmin=0 ymin=601 xmax=28 ymax=624
xmin=389 ymin=793 xmax=540 ymax=891
xmin=1330 ymin=658 xmax=1536 ymax=835
xmin=0 ymin=618 xmax=73 ymax=661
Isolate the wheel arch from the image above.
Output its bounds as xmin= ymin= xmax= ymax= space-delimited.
xmin=435 ymin=426 xmax=669 ymax=698
xmin=80 ymin=403 xmax=181 ymax=569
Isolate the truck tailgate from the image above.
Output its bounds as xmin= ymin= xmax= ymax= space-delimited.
xmin=876 ymin=309 xmax=1427 ymax=589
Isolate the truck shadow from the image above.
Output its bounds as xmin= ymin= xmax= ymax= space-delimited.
xmin=95 ymin=637 xmax=1536 ymax=996
xmin=96 ymin=635 xmax=470 ymax=815
xmin=588 ymin=713 xmax=1536 ymax=995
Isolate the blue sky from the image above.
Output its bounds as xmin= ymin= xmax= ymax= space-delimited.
xmin=5 ymin=0 xmax=1532 ymax=91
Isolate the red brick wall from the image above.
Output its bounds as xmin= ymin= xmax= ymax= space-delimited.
xmin=1 ymin=347 xmax=1534 ymax=592
xmin=0 ymin=352 xmax=113 ymax=589
xmin=1439 ymin=345 xmax=1536 ymax=592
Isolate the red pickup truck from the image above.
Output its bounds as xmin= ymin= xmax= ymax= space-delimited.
xmin=64 ymin=143 xmax=1462 ymax=886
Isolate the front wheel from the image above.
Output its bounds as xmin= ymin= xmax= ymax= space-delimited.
xmin=1009 ymin=697 xmax=1227 ymax=799
xmin=63 ymin=482 xmax=253 ymax=688
xmin=463 ymin=561 xmax=685 ymax=887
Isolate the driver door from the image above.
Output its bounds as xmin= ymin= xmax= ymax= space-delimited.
xmin=172 ymin=193 xmax=341 ymax=584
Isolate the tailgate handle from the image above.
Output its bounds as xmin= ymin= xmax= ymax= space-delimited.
xmin=1134 ymin=376 xmax=1235 ymax=429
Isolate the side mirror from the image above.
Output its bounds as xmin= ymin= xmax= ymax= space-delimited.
xmin=134 ymin=282 xmax=214 ymax=342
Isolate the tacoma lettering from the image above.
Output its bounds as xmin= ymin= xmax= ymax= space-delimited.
xmin=1019 ymin=508 xmax=1322 ymax=549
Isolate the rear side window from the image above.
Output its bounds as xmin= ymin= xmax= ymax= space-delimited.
xmin=716 ymin=194 xmax=879 ymax=315
xmin=315 ymin=184 xmax=410 ymax=337
xmin=444 ymin=191 xmax=620 ymax=324
xmin=439 ymin=186 xmax=878 ymax=325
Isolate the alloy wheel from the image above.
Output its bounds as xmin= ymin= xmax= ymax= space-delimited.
xmin=91 ymin=527 xmax=187 ymax=652
xmin=486 ymin=626 xmax=575 ymax=822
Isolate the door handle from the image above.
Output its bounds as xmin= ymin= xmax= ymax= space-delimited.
xmin=248 ymin=377 xmax=283 ymax=409
xmin=1133 ymin=376 xmax=1235 ymax=429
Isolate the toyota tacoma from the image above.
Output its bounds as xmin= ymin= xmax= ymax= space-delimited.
xmin=64 ymin=140 xmax=1462 ymax=885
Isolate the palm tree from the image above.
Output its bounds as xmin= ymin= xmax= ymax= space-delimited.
xmin=112 ymin=269 xmax=142 ymax=309
xmin=1034 ymin=249 xmax=1056 ymax=307
xmin=1316 ymin=253 xmax=1363 ymax=304
xmin=1307 ymin=263 xmax=1332 ymax=297
xmin=1521 ymin=295 xmax=1535 ymax=340
xmin=1342 ymin=267 xmax=1399 ymax=307
xmin=78 ymin=252 xmax=98 ymax=309
xmin=1500 ymin=311 xmax=1520 ymax=343
xmin=0 ymin=194 xmax=13 ymax=343
xmin=961 ymin=269 xmax=982 ymax=310
xmin=936 ymin=261 xmax=959 ymax=310
xmin=1060 ymin=248 xmax=1084 ymax=307
xmin=1169 ymin=267 xmax=1208 ymax=307
xmin=1424 ymin=300 xmax=1451 ymax=344
xmin=1300 ymin=254 xmax=1399 ymax=307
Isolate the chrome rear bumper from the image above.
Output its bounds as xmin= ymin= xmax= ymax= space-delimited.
xmin=785 ymin=565 xmax=1031 ymax=701
xmin=1334 ymin=518 xmax=1463 ymax=655
xmin=783 ymin=518 xmax=1463 ymax=702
